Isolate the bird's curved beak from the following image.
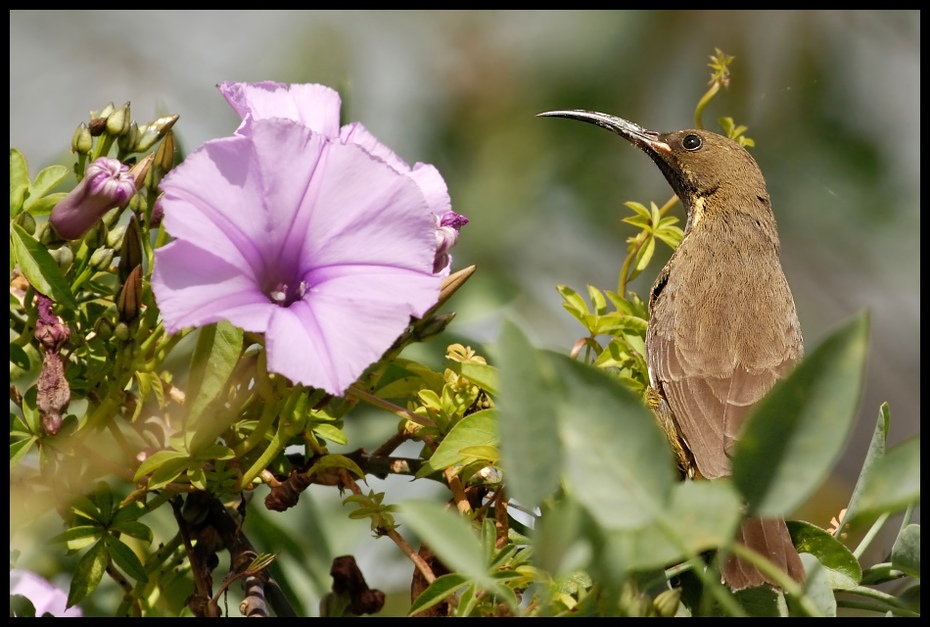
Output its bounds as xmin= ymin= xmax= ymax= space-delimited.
xmin=537 ymin=109 xmax=672 ymax=155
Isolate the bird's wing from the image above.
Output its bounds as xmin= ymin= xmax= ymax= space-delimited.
xmin=647 ymin=333 xmax=783 ymax=480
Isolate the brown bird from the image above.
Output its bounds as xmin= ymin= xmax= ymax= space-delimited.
xmin=539 ymin=109 xmax=805 ymax=591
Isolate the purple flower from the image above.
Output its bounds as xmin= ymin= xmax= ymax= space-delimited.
xmin=218 ymin=81 xmax=463 ymax=276
xmin=50 ymin=157 xmax=135 ymax=240
xmin=10 ymin=569 xmax=82 ymax=617
xmin=152 ymin=82 xmax=461 ymax=395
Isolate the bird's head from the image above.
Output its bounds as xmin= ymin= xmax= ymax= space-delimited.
xmin=538 ymin=110 xmax=769 ymax=216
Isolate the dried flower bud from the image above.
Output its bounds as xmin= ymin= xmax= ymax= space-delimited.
xmin=35 ymin=294 xmax=70 ymax=352
xmin=118 ymin=215 xmax=143 ymax=283
xmin=50 ymin=158 xmax=135 ymax=240
xmin=34 ymin=294 xmax=71 ymax=436
xmin=129 ymin=153 xmax=155 ymax=192
xmin=118 ymin=265 xmax=143 ymax=323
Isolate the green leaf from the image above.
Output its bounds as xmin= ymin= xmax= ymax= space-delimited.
xmin=110 ymin=520 xmax=154 ymax=545
xmin=455 ymin=362 xmax=499 ymax=396
xmin=133 ymin=449 xmax=187 ymax=482
xmin=408 ymin=573 xmax=470 ymax=616
xmin=10 ymin=148 xmax=29 ymax=216
xmin=797 ymin=553 xmax=837 ymax=616
xmin=24 ymin=191 xmax=67 ymax=216
xmin=786 ymin=520 xmax=861 ymax=590
xmin=890 ymin=524 xmax=919 ymax=579
xmin=557 ymin=284 xmax=591 ymax=326
xmin=51 ymin=525 xmax=105 ymax=551
xmin=306 ymin=454 xmax=365 ymax=480
xmin=733 ymin=313 xmax=869 ymax=517
xmin=10 ymin=223 xmax=78 ymax=309
xmin=148 ymin=456 xmax=195 ymax=490
xmin=398 ymin=500 xmax=493 ymax=588
xmin=732 ymin=586 xmax=789 ymax=617
xmin=846 ymin=436 xmax=920 ymax=524
xmin=553 ymin=353 xmax=675 ymax=530
xmin=185 ymin=321 xmax=244 ymax=452
xmin=67 ymin=539 xmax=108 ymax=608
xmin=24 ymin=165 xmax=69 ymax=213
xmin=496 ymin=320 xmax=561 ymax=510
xmin=421 ymin=409 xmax=498 ymax=475
xmin=607 ymin=480 xmax=742 ymax=572
xmin=10 ymin=435 xmax=37 ymax=468
xmin=105 ymin=534 xmax=148 ymax=582
xmin=312 ymin=422 xmax=348 ymax=445
xmin=842 ymin=403 xmax=889 ymax=530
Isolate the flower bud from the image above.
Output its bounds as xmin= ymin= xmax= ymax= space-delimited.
xmin=653 ymin=587 xmax=681 ymax=618
xmin=135 ymin=114 xmax=180 ymax=153
xmin=71 ymin=122 xmax=93 ymax=155
xmin=83 ymin=220 xmax=108 ymax=249
xmin=148 ymin=131 xmax=176 ymax=190
xmin=149 ymin=193 xmax=165 ymax=229
xmin=106 ymin=225 xmax=127 ymax=250
xmin=89 ymin=247 xmax=114 ymax=271
xmin=94 ymin=317 xmax=114 ymax=341
xmin=118 ymin=265 xmax=143 ymax=323
xmin=88 ymin=103 xmax=115 ymax=136
xmin=129 ymin=153 xmax=155 ymax=192
xmin=49 ymin=245 xmax=75 ymax=274
xmin=106 ymin=101 xmax=132 ymax=137
xmin=114 ymin=322 xmax=131 ymax=341
xmin=118 ymin=215 xmax=142 ymax=283
xmin=15 ymin=210 xmax=36 ymax=235
xmin=118 ymin=121 xmax=141 ymax=153
xmin=433 ymin=211 xmax=469 ymax=274
xmin=50 ymin=158 xmax=135 ymax=240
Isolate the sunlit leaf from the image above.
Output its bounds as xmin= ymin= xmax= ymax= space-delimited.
xmin=787 ymin=520 xmax=861 ymax=590
xmin=67 ymin=540 xmax=108 ymax=608
xmin=10 ymin=223 xmax=77 ymax=309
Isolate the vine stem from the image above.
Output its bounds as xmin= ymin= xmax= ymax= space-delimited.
xmin=342 ymin=474 xmax=437 ymax=584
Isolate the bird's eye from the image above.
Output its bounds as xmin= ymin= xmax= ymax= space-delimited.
xmin=682 ymin=134 xmax=702 ymax=151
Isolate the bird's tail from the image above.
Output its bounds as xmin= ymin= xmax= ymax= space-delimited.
xmin=721 ymin=517 xmax=805 ymax=591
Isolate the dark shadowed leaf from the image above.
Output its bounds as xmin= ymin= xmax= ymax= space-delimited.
xmin=733 ymin=313 xmax=869 ymax=517
xmin=496 ymin=320 xmax=562 ymax=510
xmin=552 ymin=352 xmax=675 ymax=530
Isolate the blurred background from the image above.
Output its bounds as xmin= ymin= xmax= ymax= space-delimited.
xmin=10 ymin=10 xmax=919 ymax=615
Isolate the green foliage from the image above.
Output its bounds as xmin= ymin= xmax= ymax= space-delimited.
xmin=9 ymin=49 xmax=918 ymax=618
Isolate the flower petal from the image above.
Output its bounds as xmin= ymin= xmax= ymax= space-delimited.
xmin=301 ymin=140 xmax=437 ymax=272
xmin=218 ymin=81 xmax=342 ymax=138
xmin=339 ymin=123 xmax=452 ymax=217
xmin=158 ymin=120 xmax=330 ymax=280
xmin=151 ymin=240 xmax=274 ymax=334
xmin=266 ymin=266 xmax=439 ymax=394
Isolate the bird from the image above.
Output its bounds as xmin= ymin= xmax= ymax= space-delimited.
xmin=539 ymin=109 xmax=805 ymax=591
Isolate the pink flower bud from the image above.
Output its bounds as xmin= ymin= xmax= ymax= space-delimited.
xmin=50 ymin=157 xmax=135 ymax=240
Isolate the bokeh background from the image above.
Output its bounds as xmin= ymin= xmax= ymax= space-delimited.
xmin=10 ymin=10 xmax=919 ymax=615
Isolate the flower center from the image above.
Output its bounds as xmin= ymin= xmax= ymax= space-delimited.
xmin=265 ymin=280 xmax=309 ymax=308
